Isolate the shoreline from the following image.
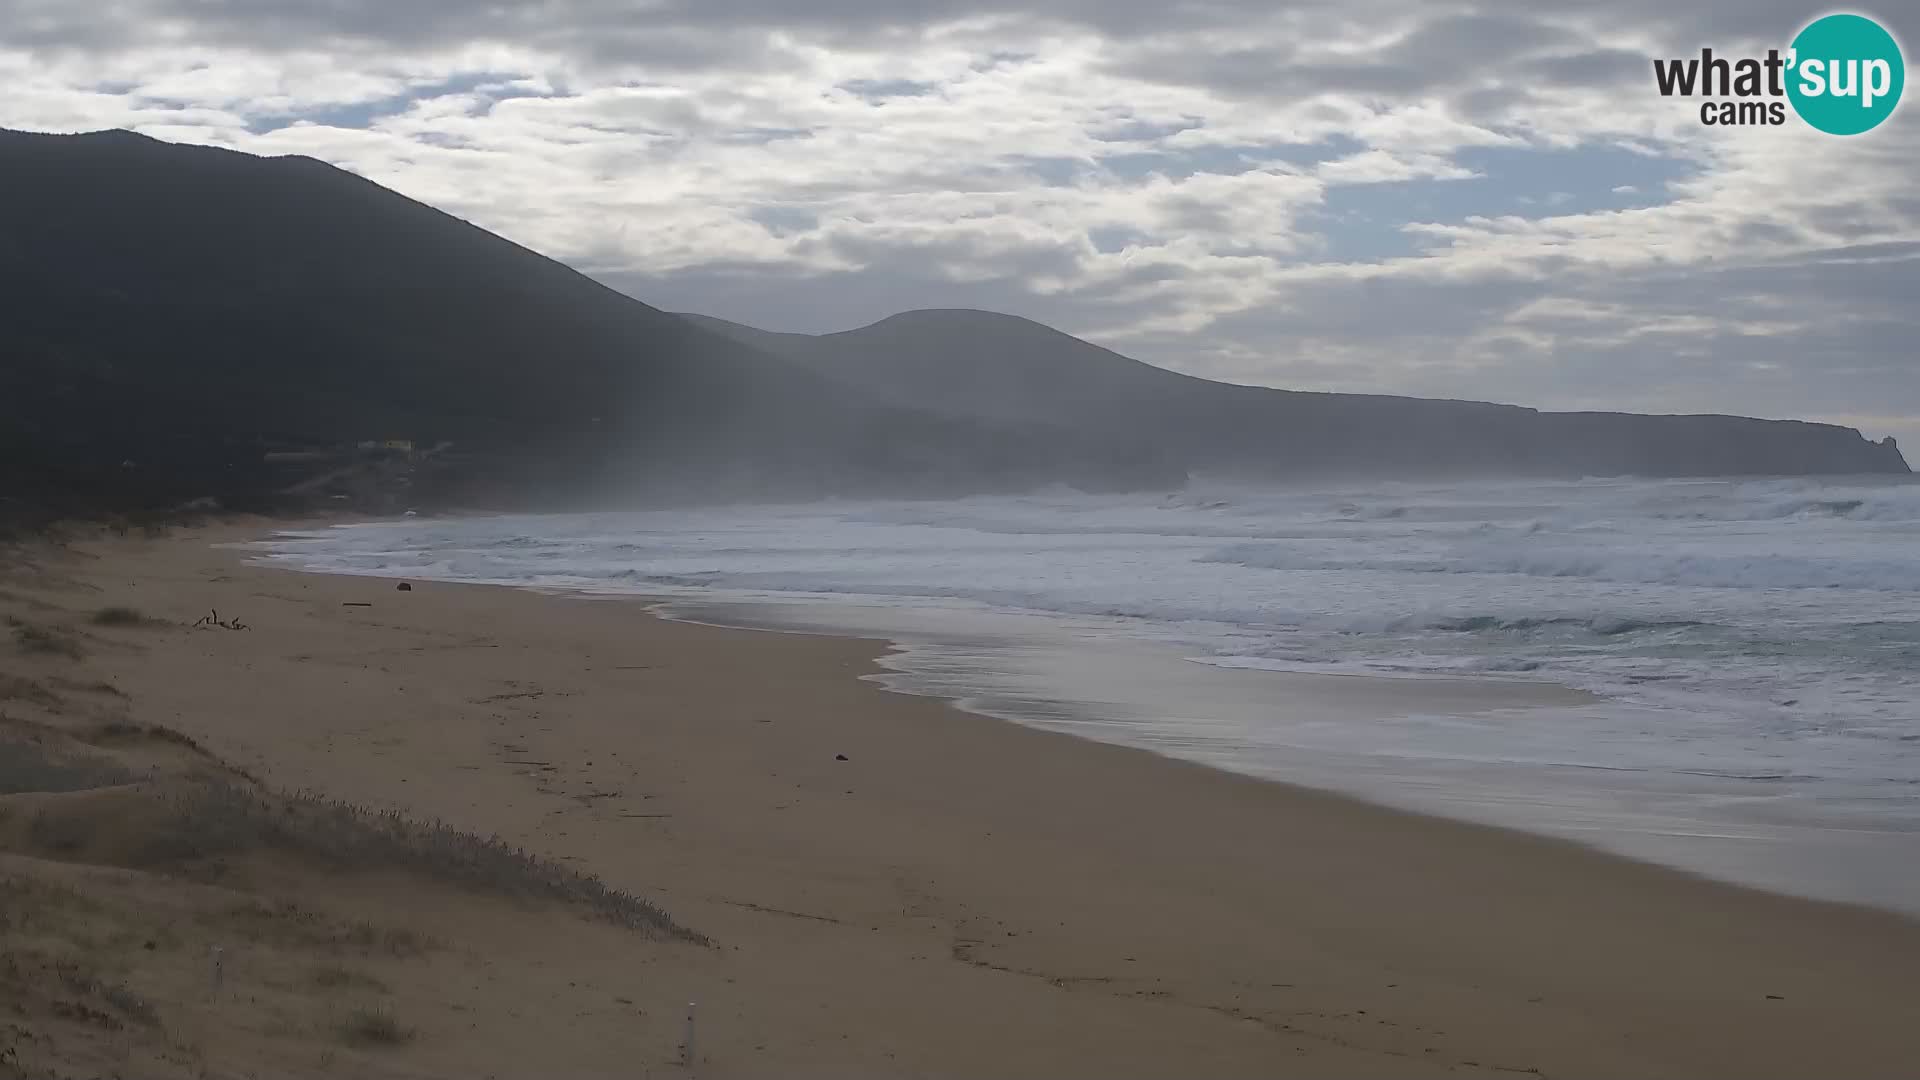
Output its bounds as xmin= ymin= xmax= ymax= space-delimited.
xmin=8 ymin=524 xmax=1920 ymax=1077
xmin=258 ymin=528 xmax=1920 ymax=917
xmin=620 ymin=596 xmax=1920 ymax=918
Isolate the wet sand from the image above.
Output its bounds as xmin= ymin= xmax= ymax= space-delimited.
xmin=658 ymin=596 xmax=1920 ymax=915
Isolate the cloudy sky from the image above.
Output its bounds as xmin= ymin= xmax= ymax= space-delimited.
xmin=4 ymin=1 xmax=1915 ymax=446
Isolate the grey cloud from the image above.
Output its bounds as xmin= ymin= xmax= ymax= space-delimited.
xmin=1515 ymin=48 xmax=1649 ymax=89
xmin=840 ymin=78 xmax=938 ymax=100
xmin=1336 ymin=254 xmax=1914 ymax=429
xmin=11 ymin=0 xmax=1894 ymax=59
xmin=603 ymin=250 xmax=1182 ymax=338
xmin=13 ymin=0 xmax=1907 ymax=136
xmin=1105 ymin=11 xmax=1661 ymax=114
xmin=1207 ymin=271 xmax=1550 ymax=346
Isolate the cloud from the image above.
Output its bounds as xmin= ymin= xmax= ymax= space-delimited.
xmin=0 ymin=0 xmax=1914 ymax=443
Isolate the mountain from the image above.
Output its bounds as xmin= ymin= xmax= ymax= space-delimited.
xmin=685 ymin=310 xmax=1911 ymax=478
xmin=1 ymin=128 xmax=1901 ymax=529
xmin=0 ymin=130 xmax=1180 ymax=520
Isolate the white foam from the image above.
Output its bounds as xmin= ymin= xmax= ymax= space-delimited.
xmin=255 ymin=477 xmax=1920 ymax=845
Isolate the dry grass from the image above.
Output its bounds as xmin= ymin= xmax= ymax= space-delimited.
xmin=0 ymin=673 xmax=64 ymax=709
xmin=9 ymin=620 xmax=85 ymax=659
xmin=156 ymin=781 xmax=705 ymax=943
xmin=0 ymin=588 xmax=60 ymax=613
xmin=310 ymin=964 xmax=389 ymax=993
xmin=0 ymin=741 xmax=710 ymax=940
xmin=0 ymin=949 xmax=164 ymax=1040
xmin=89 ymin=606 xmax=167 ymax=629
xmin=199 ymin=899 xmax=434 ymax=961
xmin=81 ymin=720 xmax=207 ymax=755
xmin=0 ymin=881 xmax=172 ymax=1079
xmin=0 ymin=873 xmax=99 ymax=931
xmin=27 ymin=809 xmax=95 ymax=855
xmin=332 ymin=920 xmax=434 ymax=958
xmin=0 ymin=739 xmax=135 ymax=796
xmin=48 ymin=677 xmax=126 ymax=699
xmin=337 ymin=1005 xmax=413 ymax=1047
xmin=55 ymin=963 xmax=161 ymax=1028
xmin=0 ymin=741 xmax=702 ymax=939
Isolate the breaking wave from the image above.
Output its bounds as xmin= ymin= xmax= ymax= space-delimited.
xmin=1204 ymin=543 xmax=1920 ymax=591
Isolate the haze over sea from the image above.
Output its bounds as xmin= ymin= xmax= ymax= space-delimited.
xmin=263 ymin=475 xmax=1920 ymax=912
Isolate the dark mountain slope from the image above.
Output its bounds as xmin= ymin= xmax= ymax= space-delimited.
xmin=0 ymin=130 xmax=1176 ymax=518
xmin=686 ymin=309 xmax=1909 ymax=478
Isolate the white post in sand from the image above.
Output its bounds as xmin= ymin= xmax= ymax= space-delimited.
xmin=683 ymin=1000 xmax=698 ymax=1070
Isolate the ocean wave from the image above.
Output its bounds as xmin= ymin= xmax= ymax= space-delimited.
xmin=1204 ymin=542 xmax=1920 ymax=591
xmin=1424 ymin=614 xmax=1707 ymax=636
xmin=1446 ymin=551 xmax=1920 ymax=591
xmin=1638 ymin=489 xmax=1920 ymax=523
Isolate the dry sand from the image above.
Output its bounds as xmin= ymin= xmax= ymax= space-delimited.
xmin=3 ymin=522 xmax=1918 ymax=1078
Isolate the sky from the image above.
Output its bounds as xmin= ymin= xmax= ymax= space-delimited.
xmin=2 ymin=1 xmax=1915 ymax=447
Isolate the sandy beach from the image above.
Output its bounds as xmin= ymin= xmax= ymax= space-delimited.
xmin=4 ymin=523 xmax=1918 ymax=1079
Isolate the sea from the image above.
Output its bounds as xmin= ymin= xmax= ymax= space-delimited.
xmin=256 ymin=475 xmax=1920 ymax=914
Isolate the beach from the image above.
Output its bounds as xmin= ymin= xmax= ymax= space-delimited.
xmin=264 ymin=481 xmax=1920 ymax=915
xmin=4 ymin=522 xmax=1918 ymax=1078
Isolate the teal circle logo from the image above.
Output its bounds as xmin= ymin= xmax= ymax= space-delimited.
xmin=1786 ymin=13 xmax=1905 ymax=135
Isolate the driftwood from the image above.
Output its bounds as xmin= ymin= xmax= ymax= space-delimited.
xmin=190 ymin=609 xmax=250 ymax=631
